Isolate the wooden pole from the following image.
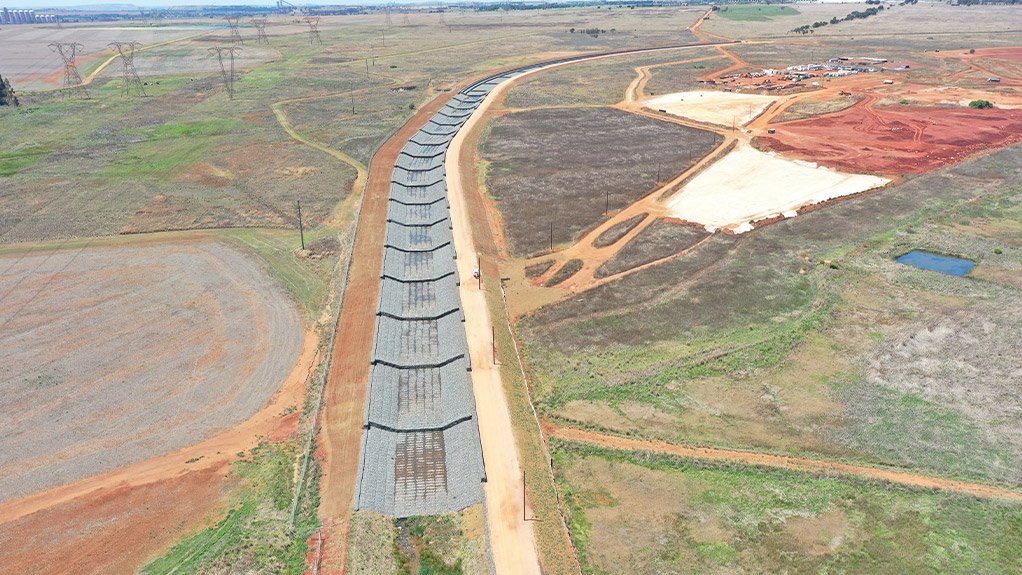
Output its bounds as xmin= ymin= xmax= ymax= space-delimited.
xmin=297 ymin=199 xmax=305 ymax=250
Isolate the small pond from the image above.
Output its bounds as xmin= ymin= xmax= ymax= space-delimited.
xmin=895 ymin=250 xmax=975 ymax=277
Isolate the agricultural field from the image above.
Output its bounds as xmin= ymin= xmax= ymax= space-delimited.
xmin=0 ymin=240 xmax=303 ymax=501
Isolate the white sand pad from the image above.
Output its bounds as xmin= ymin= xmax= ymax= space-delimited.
xmin=646 ymin=90 xmax=779 ymax=126
xmin=666 ymin=144 xmax=889 ymax=233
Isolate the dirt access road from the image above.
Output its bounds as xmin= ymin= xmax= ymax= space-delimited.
xmin=448 ymin=82 xmax=543 ymax=575
xmin=550 ymin=425 xmax=1022 ymax=503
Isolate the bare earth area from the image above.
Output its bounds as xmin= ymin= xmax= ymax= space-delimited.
xmin=761 ymin=98 xmax=1022 ymax=175
xmin=646 ymin=90 xmax=778 ymax=126
xmin=0 ymin=239 xmax=303 ymax=502
xmin=666 ymin=143 xmax=889 ymax=233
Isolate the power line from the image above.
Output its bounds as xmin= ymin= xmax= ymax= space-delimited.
xmin=48 ymin=41 xmax=89 ymax=99
xmin=208 ymin=46 xmax=240 ymax=100
xmin=251 ymin=17 xmax=269 ymax=44
xmin=108 ymin=41 xmax=147 ymax=97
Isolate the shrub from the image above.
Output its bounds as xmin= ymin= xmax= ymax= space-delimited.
xmin=969 ymin=99 xmax=994 ymax=109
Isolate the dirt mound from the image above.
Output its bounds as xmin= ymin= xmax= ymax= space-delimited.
xmin=760 ymin=98 xmax=1022 ymax=174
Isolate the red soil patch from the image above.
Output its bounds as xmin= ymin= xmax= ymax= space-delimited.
xmin=0 ymin=463 xmax=234 ymax=575
xmin=761 ymin=97 xmax=1022 ymax=174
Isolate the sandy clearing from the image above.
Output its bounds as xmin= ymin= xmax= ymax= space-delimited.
xmin=666 ymin=143 xmax=889 ymax=233
xmin=645 ymin=90 xmax=778 ymax=126
xmin=0 ymin=239 xmax=304 ymax=503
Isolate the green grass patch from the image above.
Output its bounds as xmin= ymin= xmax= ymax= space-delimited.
xmin=834 ymin=380 xmax=1016 ymax=484
xmin=716 ymin=5 xmax=800 ymax=21
xmin=533 ymin=303 xmax=831 ymax=411
xmin=0 ymin=146 xmax=53 ymax=176
xmin=219 ymin=227 xmax=338 ymax=320
xmin=554 ymin=439 xmax=1022 ymax=575
xmin=142 ymin=440 xmax=321 ymax=575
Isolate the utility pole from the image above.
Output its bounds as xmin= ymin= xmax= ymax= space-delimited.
xmin=350 ymin=80 xmax=355 ymax=114
xmin=49 ymin=42 xmax=89 ymax=99
xmin=304 ymin=16 xmax=322 ymax=45
xmin=605 ymin=189 xmax=609 ymax=216
xmin=108 ymin=41 xmax=147 ymax=97
xmin=208 ymin=46 xmax=240 ymax=100
xmin=296 ymin=199 xmax=305 ymax=250
xmin=252 ymin=18 xmax=269 ymax=44
xmin=225 ymin=16 xmax=244 ymax=44
xmin=549 ymin=222 xmax=553 ymax=252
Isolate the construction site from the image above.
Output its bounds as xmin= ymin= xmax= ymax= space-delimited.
xmin=1 ymin=1 xmax=1022 ymax=574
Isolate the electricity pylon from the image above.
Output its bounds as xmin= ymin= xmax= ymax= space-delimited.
xmin=251 ymin=18 xmax=269 ymax=44
xmin=304 ymin=16 xmax=322 ymax=45
xmin=108 ymin=41 xmax=147 ymax=97
xmin=48 ymin=42 xmax=89 ymax=99
xmin=225 ymin=16 xmax=244 ymax=44
xmin=208 ymin=46 xmax=240 ymax=99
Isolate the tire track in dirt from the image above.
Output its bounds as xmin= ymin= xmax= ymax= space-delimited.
xmin=548 ymin=425 xmax=1022 ymax=503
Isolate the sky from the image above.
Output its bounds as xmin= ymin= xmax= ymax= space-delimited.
xmin=4 ymin=0 xmax=436 ymax=6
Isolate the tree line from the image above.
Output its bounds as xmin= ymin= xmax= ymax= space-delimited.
xmin=791 ymin=5 xmax=884 ymax=34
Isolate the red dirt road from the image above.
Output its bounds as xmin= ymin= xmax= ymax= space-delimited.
xmin=761 ymin=96 xmax=1022 ymax=174
xmin=315 ymin=90 xmax=460 ymax=574
xmin=550 ymin=425 xmax=1022 ymax=503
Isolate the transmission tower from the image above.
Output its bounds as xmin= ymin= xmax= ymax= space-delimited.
xmin=251 ymin=18 xmax=269 ymax=44
xmin=108 ymin=41 xmax=147 ymax=97
xmin=384 ymin=6 xmax=393 ymax=26
xmin=208 ymin=46 xmax=241 ymax=100
xmin=49 ymin=42 xmax=89 ymax=99
xmin=225 ymin=16 xmax=244 ymax=44
xmin=402 ymin=11 xmax=410 ymax=26
xmin=304 ymin=16 xmax=322 ymax=45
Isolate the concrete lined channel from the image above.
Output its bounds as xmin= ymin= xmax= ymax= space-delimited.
xmin=354 ymin=42 xmax=728 ymax=518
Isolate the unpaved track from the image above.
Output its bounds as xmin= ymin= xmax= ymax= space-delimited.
xmin=448 ymin=79 xmax=544 ymax=575
xmin=550 ymin=425 xmax=1022 ymax=503
xmin=315 ymin=90 xmax=459 ymax=575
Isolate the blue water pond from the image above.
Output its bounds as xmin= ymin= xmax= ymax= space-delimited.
xmin=895 ymin=250 xmax=975 ymax=277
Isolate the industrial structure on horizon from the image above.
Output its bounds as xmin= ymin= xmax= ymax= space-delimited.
xmin=1 ymin=8 xmax=58 ymax=24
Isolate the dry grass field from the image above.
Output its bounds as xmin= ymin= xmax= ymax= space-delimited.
xmin=480 ymin=107 xmax=716 ymax=256
xmin=554 ymin=441 xmax=1022 ymax=575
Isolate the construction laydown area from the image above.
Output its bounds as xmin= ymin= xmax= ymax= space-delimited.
xmin=0 ymin=240 xmax=303 ymax=502
xmin=667 ymin=143 xmax=890 ymax=233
